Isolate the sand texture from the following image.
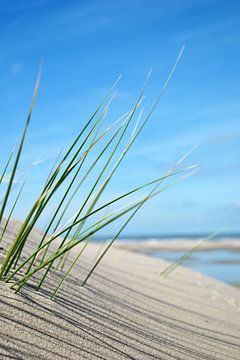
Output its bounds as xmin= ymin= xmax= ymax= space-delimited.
xmin=0 ymin=224 xmax=240 ymax=359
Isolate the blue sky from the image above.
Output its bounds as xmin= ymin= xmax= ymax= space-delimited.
xmin=0 ymin=0 xmax=240 ymax=234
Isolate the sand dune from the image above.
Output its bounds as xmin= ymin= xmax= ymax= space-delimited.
xmin=0 ymin=225 xmax=240 ymax=359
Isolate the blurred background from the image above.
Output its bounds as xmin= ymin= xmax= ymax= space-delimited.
xmin=0 ymin=0 xmax=240 ymax=284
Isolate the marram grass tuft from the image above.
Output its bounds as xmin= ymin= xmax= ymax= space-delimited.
xmin=0 ymin=47 xmax=196 ymax=299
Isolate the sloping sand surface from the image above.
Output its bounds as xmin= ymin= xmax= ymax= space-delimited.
xmin=0 ymin=226 xmax=240 ymax=359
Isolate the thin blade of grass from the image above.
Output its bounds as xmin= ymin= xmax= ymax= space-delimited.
xmin=160 ymin=230 xmax=224 ymax=278
xmin=0 ymin=143 xmax=17 ymax=185
xmin=0 ymin=64 xmax=42 ymax=224
xmin=0 ymin=180 xmax=26 ymax=244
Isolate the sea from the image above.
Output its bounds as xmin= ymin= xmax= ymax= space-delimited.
xmin=94 ymin=234 xmax=240 ymax=286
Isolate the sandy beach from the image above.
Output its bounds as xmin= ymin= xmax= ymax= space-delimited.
xmin=2 ymin=0 xmax=240 ymax=358
xmin=0 ymin=223 xmax=240 ymax=359
xmin=113 ymin=239 xmax=240 ymax=252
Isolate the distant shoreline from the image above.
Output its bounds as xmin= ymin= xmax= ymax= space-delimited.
xmin=94 ymin=233 xmax=240 ymax=241
xmin=111 ymin=239 xmax=240 ymax=252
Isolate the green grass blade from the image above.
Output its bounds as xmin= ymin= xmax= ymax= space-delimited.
xmin=0 ymin=180 xmax=26 ymax=244
xmin=0 ymin=65 xmax=42 ymax=224
xmin=160 ymin=230 xmax=223 ymax=278
xmin=0 ymin=143 xmax=17 ymax=185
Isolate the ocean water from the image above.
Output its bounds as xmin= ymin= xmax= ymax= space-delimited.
xmin=144 ymin=249 xmax=240 ymax=285
xmin=95 ymin=234 xmax=240 ymax=285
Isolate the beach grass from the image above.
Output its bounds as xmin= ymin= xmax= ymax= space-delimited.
xmin=0 ymin=47 xmax=197 ymax=299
